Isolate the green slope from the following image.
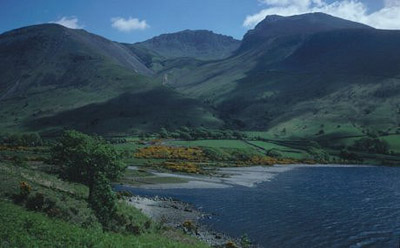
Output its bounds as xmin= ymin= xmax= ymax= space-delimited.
xmin=2 ymin=13 xmax=400 ymax=142
xmin=0 ymin=202 xmax=206 ymax=248
xmin=0 ymin=24 xmax=222 ymax=135
xmin=153 ymin=13 xmax=400 ymax=140
xmin=27 ymin=88 xmax=222 ymax=135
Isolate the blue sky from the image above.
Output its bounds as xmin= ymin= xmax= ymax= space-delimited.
xmin=0 ymin=0 xmax=397 ymax=43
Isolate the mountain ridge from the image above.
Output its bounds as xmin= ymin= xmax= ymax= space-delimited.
xmin=239 ymin=12 xmax=372 ymax=52
xmin=0 ymin=13 xmax=399 ymax=138
xmin=132 ymin=29 xmax=240 ymax=61
xmin=0 ymin=23 xmax=223 ymax=135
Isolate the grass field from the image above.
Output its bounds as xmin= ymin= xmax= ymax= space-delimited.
xmin=119 ymin=168 xmax=188 ymax=186
xmin=167 ymin=139 xmax=252 ymax=149
xmin=381 ymin=134 xmax=400 ymax=152
xmin=247 ymin=141 xmax=309 ymax=159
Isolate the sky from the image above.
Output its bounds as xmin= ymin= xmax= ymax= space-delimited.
xmin=0 ymin=0 xmax=399 ymax=43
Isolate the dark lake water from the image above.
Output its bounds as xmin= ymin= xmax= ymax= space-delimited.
xmin=117 ymin=165 xmax=400 ymax=247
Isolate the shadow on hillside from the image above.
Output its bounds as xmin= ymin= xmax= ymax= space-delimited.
xmin=26 ymin=88 xmax=221 ymax=135
xmin=217 ymin=29 xmax=400 ymax=130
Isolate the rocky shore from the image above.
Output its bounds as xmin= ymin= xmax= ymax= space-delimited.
xmin=127 ymin=195 xmax=239 ymax=247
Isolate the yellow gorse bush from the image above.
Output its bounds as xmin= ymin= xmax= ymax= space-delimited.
xmin=19 ymin=181 xmax=32 ymax=197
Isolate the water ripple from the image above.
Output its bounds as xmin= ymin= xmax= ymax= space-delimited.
xmin=122 ymin=165 xmax=400 ymax=248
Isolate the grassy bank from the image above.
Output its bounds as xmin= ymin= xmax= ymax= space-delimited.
xmin=0 ymin=200 xmax=207 ymax=248
xmin=0 ymin=161 xmax=208 ymax=248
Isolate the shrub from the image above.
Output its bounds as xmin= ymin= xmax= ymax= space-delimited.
xmin=125 ymin=223 xmax=141 ymax=235
xmin=351 ymin=138 xmax=389 ymax=154
xmin=240 ymin=234 xmax=251 ymax=248
xmin=88 ymin=174 xmax=116 ymax=230
xmin=339 ymin=149 xmax=362 ymax=162
xmin=182 ymin=220 xmax=197 ymax=234
xmin=308 ymin=147 xmax=330 ymax=162
xmin=116 ymin=190 xmax=134 ymax=199
xmin=12 ymin=181 xmax=32 ymax=203
xmin=26 ymin=193 xmax=45 ymax=211
xmin=19 ymin=182 xmax=31 ymax=198
xmin=267 ymin=149 xmax=283 ymax=158
xmin=225 ymin=241 xmax=238 ymax=248
xmin=144 ymin=220 xmax=151 ymax=230
xmin=12 ymin=155 xmax=27 ymax=167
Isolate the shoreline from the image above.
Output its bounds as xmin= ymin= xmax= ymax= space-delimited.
xmin=120 ymin=164 xmax=378 ymax=247
xmin=126 ymin=195 xmax=237 ymax=247
xmin=125 ymin=163 xmax=374 ymax=190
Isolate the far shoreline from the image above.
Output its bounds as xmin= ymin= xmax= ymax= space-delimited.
xmin=118 ymin=164 xmax=377 ymax=190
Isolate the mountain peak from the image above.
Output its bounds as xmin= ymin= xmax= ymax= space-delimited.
xmin=240 ymin=12 xmax=372 ymax=51
xmin=134 ymin=30 xmax=240 ymax=60
xmin=253 ymin=12 xmax=371 ymax=37
xmin=0 ymin=23 xmax=67 ymax=37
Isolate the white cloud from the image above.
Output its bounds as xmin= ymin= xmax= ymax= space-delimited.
xmin=51 ymin=16 xmax=83 ymax=29
xmin=244 ymin=0 xmax=400 ymax=30
xmin=111 ymin=17 xmax=149 ymax=32
xmin=384 ymin=0 xmax=400 ymax=7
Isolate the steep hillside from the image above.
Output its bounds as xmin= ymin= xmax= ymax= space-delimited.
xmin=157 ymin=13 xmax=400 ymax=138
xmin=28 ymin=88 xmax=222 ymax=135
xmin=1 ymin=13 xmax=400 ymax=139
xmin=239 ymin=12 xmax=371 ymax=51
xmin=0 ymin=24 xmax=222 ymax=135
xmin=0 ymin=24 xmax=152 ymax=93
xmin=157 ymin=13 xmax=373 ymax=98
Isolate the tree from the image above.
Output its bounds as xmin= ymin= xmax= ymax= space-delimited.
xmin=351 ymin=138 xmax=389 ymax=154
xmin=89 ymin=173 xmax=117 ymax=228
xmin=51 ymin=130 xmax=125 ymax=228
xmin=159 ymin=128 xmax=169 ymax=138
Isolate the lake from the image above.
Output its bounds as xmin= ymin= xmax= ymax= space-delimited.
xmin=117 ymin=165 xmax=400 ymax=247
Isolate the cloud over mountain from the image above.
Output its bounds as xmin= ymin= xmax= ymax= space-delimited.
xmin=51 ymin=16 xmax=83 ymax=29
xmin=244 ymin=0 xmax=400 ymax=30
xmin=111 ymin=17 xmax=149 ymax=32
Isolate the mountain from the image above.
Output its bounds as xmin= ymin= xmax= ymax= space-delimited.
xmin=131 ymin=30 xmax=240 ymax=61
xmin=155 ymin=13 xmax=400 ymax=138
xmin=1 ymin=13 xmax=400 ymax=140
xmin=0 ymin=24 xmax=222 ymax=135
xmin=239 ymin=12 xmax=371 ymax=51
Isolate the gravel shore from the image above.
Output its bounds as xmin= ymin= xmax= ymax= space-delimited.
xmin=127 ymin=195 xmax=236 ymax=247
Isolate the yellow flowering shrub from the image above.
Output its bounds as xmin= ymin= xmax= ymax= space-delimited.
xmin=19 ymin=181 xmax=32 ymax=197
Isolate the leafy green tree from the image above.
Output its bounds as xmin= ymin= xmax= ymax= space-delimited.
xmin=180 ymin=126 xmax=190 ymax=133
xmin=351 ymin=138 xmax=389 ymax=154
xmin=159 ymin=128 xmax=169 ymax=138
xmin=267 ymin=149 xmax=283 ymax=158
xmin=21 ymin=133 xmax=43 ymax=146
xmin=51 ymin=130 xmax=125 ymax=228
xmin=89 ymin=173 xmax=117 ymax=228
xmin=178 ymin=131 xmax=193 ymax=140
